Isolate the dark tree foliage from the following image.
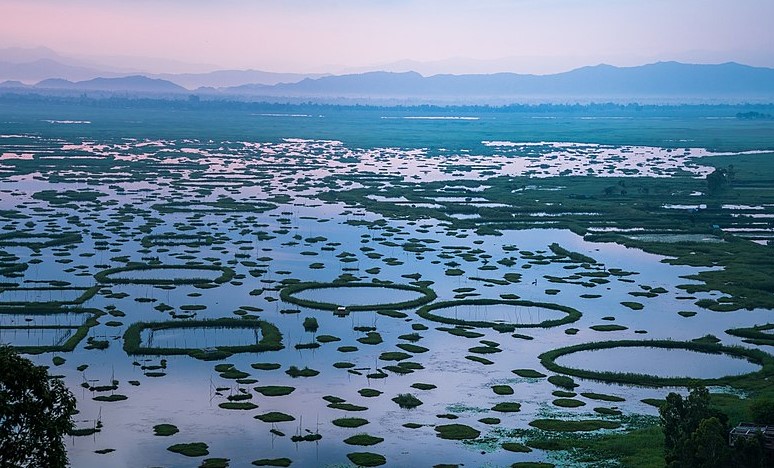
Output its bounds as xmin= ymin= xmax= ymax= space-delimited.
xmin=731 ymin=433 xmax=766 ymax=468
xmin=0 ymin=346 xmax=76 ymax=467
xmin=706 ymin=168 xmax=729 ymax=196
xmin=749 ymin=398 xmax=774 ymax=425
xmin=660 ymin=387 xmax=730 ymax=467
xmin=661 ymin=386 xmax=772 ymax=468
xmin=690 ymin=417 xmax=731 ymax=468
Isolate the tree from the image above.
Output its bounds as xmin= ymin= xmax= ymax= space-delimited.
xmin=0 ymin=346 xmax=76 ymax=467
xmin=706 ymin=168 xmax=728 ymax=196
xmin=660 ymin=386 xmax=730 ymax=467
xmin=731 ymin=432 xmax=765 ymax=468
xmin=690 ymin=417 xmax=731 ymax=468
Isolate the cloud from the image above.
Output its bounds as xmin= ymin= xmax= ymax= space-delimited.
xmin=1 ymin=0 xmax=772 ymax=73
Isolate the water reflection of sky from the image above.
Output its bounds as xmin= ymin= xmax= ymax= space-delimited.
xmin=556 ymin=347 xmax=761 ymax=379
xmin=0 ymin=131 xmax=771 ymax=467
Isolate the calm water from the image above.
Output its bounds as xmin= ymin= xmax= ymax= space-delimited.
xmin=428 ymin=303 xmax=568 ymax=325
xmin=292 ymin=286 xmax=425 ymax=307
xmin=0 ymin=115 xmax=771 ymax=467
xmin=140 ymin=327 xmax=261 ymax=349
xmin=556 ymin=347 xmax=761 ymax=379
xmin=0 ymin=327 xmax=74 ymax=347
xmin=108 ymin=268 xmax=223 ymax=282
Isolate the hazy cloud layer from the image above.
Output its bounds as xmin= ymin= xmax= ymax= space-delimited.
xmin=1 ymin=0 xmax=772 ymax=74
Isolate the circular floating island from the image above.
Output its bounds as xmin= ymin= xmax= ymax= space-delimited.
xmin=539 ymin=340 xmax=774 ymax=386
xmin=95 ymin=264 xmax=235 ymax=285
xmin=280 ymin=282 xmax=436 ymax=311
xmin=416 ymin=299 xmax=581 ymax=329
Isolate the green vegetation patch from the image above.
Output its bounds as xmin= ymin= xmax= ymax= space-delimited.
xmin=580 ymin=392 xmax=625 ymax=402
xmin=513 ymin=369 xmax=546 ymax=378
xmin=0 ymin=231 xmax=81 ymax=249
xmin=251 ymin=458 xmax=292 ymax=467
xmin=93 ymin=394 xmax=128 ymax=402
xmin=435 ymin=424 xmax=481 ymax=440
xmin=254 ymin=386 xmax=295 ymax=397
xmin=492 ymin=385 xmax=514 ymax=395
xmin=346 ymin=452 xmax=386 ymax=467
xmin=218 ymin=402 xmax=258 ymax=410
xmin=525 ymin=425 xmax=662 ymax=467
xmin=502 ymin=442 xmax=532 ymax=453
xmin=411 ymin=383 xmax=437 ymax=390
xmin=492 ymin=402 xmax=521 ymax=412
xmin=332 ymin=417 xmax=369 ymax=428
xmin=590 ymin=324 xmax=628 ymax=332
xmin=255 ymin=412 xmax=295 ymax=423
xmin=343 ymin=434 xmax=384 ymax=446
xmin=396 ymin=343 xmax=429 ymax=353
xmin=528 ymin=419 xmax=622 ymax=432
xmin=726 ymin=323 xmax=774 ymax=346
xmin=316 ymin=334 xmax=341 ymax=343
xmin=392 ymin=393 xmax=423 ymax=409
xmin=552 ymin=398 xmax=586 ymax=408
xmin=251 ymin=362 xmax=281 ymax=370
xmin=200 ymin=458 xmax=229 ymax=468
xmin=153 ymin=424 xmax=179 ymax=436
xmin=465 ymin=355 xmax=494 ymax=365
xmin=379 ymin=351 xmax=412 ymax=361
xmin=479 ymin=417 xmax=501 ymax=425
xmin=285 ymin=366 xmax=319 ymax=378
xmin=167 ymin=442 xmax=209 ymax=457
xmin=96 ymin=264 xmax=234 ymax=285
xmin=329 ymin=402 xmax=368 ymax=412
xmin=547 ymin=375 xmax=578 ymax=390
xmin=593 ymin=407 xmax=623 ymax=416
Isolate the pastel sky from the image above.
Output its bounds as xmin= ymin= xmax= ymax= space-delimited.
xmin=2 ymin=0 xmax=773 ymax=74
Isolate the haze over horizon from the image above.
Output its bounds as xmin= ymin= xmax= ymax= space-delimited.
xmin=2 ymin=0 xmax=773 ymax=75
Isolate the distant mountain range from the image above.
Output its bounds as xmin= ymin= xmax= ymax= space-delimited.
xmin=232 ymin=62 xmax=774 ymax=100
xmin=0 ymin=47 xmax=325 ymax=87
xmin=1 ymin=61 xmax=773 ymax=103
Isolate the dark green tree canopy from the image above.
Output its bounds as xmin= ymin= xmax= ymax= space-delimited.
xmin=706 ymin=167 xmax=729 ymax=196
xmin=1 ymin=346 xmax=76 ymax=467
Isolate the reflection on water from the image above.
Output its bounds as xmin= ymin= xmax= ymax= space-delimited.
xmin=430 ymin=304 xmax=566 ymax=325
xmin=0 ymin=312 xmax=87 ymax=327
xmin=0 ymin=327 xmax=74 ymax=347
xmin=293 ymin=286 xmax=424 ymax=307
xmin=556 ymin=347 xmax=761 ymax=379
xmin=0 ymin=123 xmax=771 ymax=468
xmin=0 ymin=289 xmax=86 ymax=303
xmin=108 ymin=268 xmax=222 ymax=281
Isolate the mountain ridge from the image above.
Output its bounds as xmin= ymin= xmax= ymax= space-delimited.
xmin=1 ymin=61 xmax=773 ymax=102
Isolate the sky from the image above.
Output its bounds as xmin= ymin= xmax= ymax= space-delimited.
xmin=1 ymin=0 xmax=773 ymax=74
